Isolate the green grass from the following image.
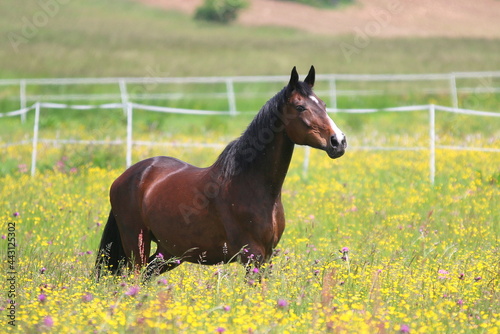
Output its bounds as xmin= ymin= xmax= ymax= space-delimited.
xmin=1 ymin=0 xmax=499 ymax=79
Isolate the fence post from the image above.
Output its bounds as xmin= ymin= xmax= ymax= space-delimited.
xmin=225 ymin=78 xmax=237 ymax=116
xmin=31 ymin=102 xmax=40 ymax=176
xmin=126 ymin=102 xmax=133 ymax=168
xmin=20 ymin=79 xmax=27 ymax=123
xmin=302 ymin=146 xmax=311 ymax=178
xmin=449 ymin=73 xmax=458 ymax=109
xmin=429 ymin=104 xmax=436 ymax=184
xmin=329 ymin=77 xmax=337 ymax=109
xmin=119 ymin=79 xmax=129 ymax=115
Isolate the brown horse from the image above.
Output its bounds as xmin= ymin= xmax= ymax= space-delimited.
xmin=94 ymin=66 xmax=346 ymax=279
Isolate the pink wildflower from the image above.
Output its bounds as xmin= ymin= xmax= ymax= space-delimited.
xmin=125 ymin=285 xmax=140 ymax=297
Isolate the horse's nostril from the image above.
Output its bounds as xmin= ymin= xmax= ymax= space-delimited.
xmin=330 ymin=135 xmax=339 ymax=148
xmin=331 ymin=134 xmax=347 ymax=149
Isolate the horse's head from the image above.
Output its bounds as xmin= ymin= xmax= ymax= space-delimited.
xmin=283 ymin=66 xmax=347 ymax=159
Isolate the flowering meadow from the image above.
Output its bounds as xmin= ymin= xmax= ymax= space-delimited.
xmin=1 ymin=138 xmax=499 ymax=333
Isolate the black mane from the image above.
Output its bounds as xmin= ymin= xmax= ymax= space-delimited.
xmin=213 ymin=81 xmax=313 ymax=179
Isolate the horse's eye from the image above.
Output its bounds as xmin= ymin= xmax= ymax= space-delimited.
xmin=296 ymin=105 xmax=306 ymax=112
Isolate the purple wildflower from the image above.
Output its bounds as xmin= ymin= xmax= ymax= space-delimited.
xmin=43 ymin=316 xmax=54 ymax=328
xmin=216 ymin=327 xmax=226 ymax=333
xmin=125 ymin=285 xmax=140 ymax=297
xmin=157 ymin=278 xmax=168 ymax=285
xmin=252 ymin=267 xmax=259 ymax=274
xmin=12 ymin=212 xmax=19 ymax=217
xmin=400 ymin=324 xmax=410 ymax=333
xmin=82 ymin=293 xmax=93 ymax=302
xmin=223 ymin=305 xmax=231 ymax=312
xmin=474 ymin=276 xmax=482 ymax=282
xmin=438 ymin=269 xmax=449 ymax=279
xmin=277 ymin=299 xmax=288 ymax=308
xmin=38 ymin=294 xmax=47 ymax=303
xmin=340 ymin=247 xmax=349 ymax=261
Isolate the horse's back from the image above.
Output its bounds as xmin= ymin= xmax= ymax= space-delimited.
xmin=110 ymin=156 xmax=195 ymax=204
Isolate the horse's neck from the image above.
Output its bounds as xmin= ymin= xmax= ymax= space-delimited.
xmin=244 ymin=129 xmax=295 ymax=197
xmin=212 ymin=101 xmax=295 ymax=197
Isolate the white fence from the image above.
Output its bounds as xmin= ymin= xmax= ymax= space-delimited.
xmin=1 ymin=71 xmax=500 ymax=123
xmin=1 ymin=101 xmax=499 ymax=183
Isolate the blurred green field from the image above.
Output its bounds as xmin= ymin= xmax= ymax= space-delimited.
xmin=1 ymin=0 xmax=500 ymax=79
xmin=1 ymin=0 xmax=499 ymax=157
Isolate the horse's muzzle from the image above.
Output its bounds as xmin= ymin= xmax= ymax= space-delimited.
xmin=327 ymin=133 xmax=347 ymax=159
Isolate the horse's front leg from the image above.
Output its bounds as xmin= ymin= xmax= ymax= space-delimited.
xmin=240 ymin=244 xmax=272 ymax=283
xmin=142 ymin=247 xmax=182 ymax=281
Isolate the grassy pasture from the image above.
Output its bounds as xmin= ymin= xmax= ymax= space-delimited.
xmin=0 ymin=145 xmax=499 ymax=333
xmin=1 ymin=92 xmax=499 ymax=333
xmin=1 ymin=0 xmax=499 ymax=332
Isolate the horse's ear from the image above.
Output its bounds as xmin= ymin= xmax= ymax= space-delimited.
xmin=288 ymin=66 xmax=299 ymax=88
xmin=304 ymin=65 xmax=315 ymax=87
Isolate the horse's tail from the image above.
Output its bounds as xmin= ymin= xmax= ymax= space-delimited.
xmin=94 ymin=211 xmax=126 ymax=280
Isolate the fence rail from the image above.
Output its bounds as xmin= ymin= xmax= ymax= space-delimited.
xmin=1 ymin=71 xmax=500 ymax=122
xmin=1 ymin=102 xmax=499 ymax=183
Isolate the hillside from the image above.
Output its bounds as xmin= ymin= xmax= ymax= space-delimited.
xmin=137 ymin=0 xmax=500 ymax=38
xmin=1 ymin=0 xmax=499 ymax=79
